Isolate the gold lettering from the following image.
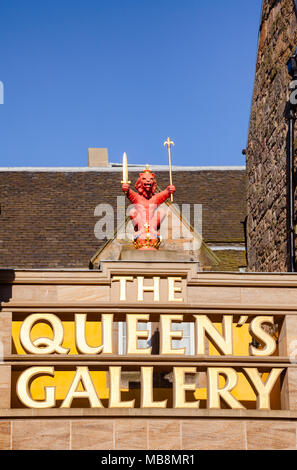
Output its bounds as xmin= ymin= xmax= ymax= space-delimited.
xmin=75 ymin=314 xmax=103 ymax=354
xmin=194 ymin=315 xmax=233 ymax=355
xmin=160 ymin=314 xmax=185 ymax=355
xmin=243 ymin=367 xmax=283 ymax=410
xmin=249 ymin=316 xmax=276 ymax=356
xmin=61 ymin=366 xmax=103 ymax=408
xmin=141 ymin=367 xmax=167 ymax=408
xmin=112 ymin=276 xmax=133 ymax=301
xmin=16 ymin=366 xmax=56 ymax=409
xmin=19 ymin=313 xmax=69 ymax=355
xmin=75 ymin=313 xmax=113 ymax=355
xmin=126 ymin=314 xmax=151 ymax=355
xmin=207 ymin=367 xmax=245 ymax=409
xmin=173 ymin=367 xmax=199 ymax=408
xmin=109 ymin=366 xmax=135 ymax=408
xmin=137 ymin=276 xmax=160 ymax=301
xmin=101 ymin=314 xmax=113 ymax=354
xmin=168 ymin=277 xmax=183 ymax=302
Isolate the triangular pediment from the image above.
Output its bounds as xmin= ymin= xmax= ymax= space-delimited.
xmin=90 ymin=199 xmax=220 ymax=270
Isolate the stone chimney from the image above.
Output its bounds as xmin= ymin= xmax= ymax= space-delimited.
xmin=88 ymin=148 xmax=109 ymax=167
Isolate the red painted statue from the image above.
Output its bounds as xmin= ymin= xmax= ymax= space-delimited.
xmin=122 ymin=166 xmax=175 ymax=250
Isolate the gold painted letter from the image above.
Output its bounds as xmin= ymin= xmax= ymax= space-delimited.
xmin=20 ymin=313 xmax=69 ymax=355
xmin=168 ymin=277 xmax=183 ymax=302
xmin=109 ymin=367 xmax=135 ymax=408
xmin=249 ymin=316 xmax=277 ymax=356
xmin=112 ymin=276 xmax=133 ymax=301
xmin=75 ymin=313 xmax=113 ymax=354
xmin=16 ymin=366 xmax=56 ymax=409
xmin=61 ymin=366 xmax=103 ymax=408
xmin=137 ymin=276 xmax=160 ymax=301
xmin=75 ymin=314 xmax=104 ymax=354
xmin=141 ymin=367 xmax=167 ymax=408
xmin=126 ymin=314 xmax=151 ymax=355
xmin=207 ymin=367 xmax=245 ymax=409
xmin=160 ymin=314 xmax=185 ymax=355
xmin=243 ymin=367 xmax=283 ymax=410
xmin=194 ymin=315 xmax=233 ymax=355
xmin=173 ymin=367 xmax=199 ymax=408
xmin=101 ymin=314 xmax=113 ymax=354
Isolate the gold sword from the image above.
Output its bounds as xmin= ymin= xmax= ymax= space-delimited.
xmin=121 ymin=152 xmax=131 ymax=184
xmin=164 ymin=137 xmax=175 ymax=202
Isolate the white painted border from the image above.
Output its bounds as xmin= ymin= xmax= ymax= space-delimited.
xmin=0 ymin=165 xmax=246 ymax=172
xmin=209 ymin=245 xmax=246 ymax=251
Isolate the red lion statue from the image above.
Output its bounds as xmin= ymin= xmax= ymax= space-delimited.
xmin=122 ymin=166 xmax=175 ymax=249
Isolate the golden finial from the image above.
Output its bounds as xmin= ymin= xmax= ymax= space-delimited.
xmin=164 ymin=137 xmax=175 ymax=149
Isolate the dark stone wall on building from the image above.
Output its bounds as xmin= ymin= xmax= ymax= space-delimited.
xmin=247 ymin=0 xmax=297 ymax=271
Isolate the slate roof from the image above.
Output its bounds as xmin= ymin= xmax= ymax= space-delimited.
xmin=0 ymin=167 xmax=247 ymax=269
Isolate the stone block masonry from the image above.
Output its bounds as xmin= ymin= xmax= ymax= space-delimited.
xmin=247 ymin=0 xmax=297 ymax=271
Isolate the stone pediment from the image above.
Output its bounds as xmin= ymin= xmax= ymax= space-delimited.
xmin=90 ymin=199 xmax=220 ymax=270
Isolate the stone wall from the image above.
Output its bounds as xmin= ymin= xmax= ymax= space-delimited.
xmin=247 ymin=0 xmax=297 ymax=271
xmin=1 ymin=419 xmax=297 ymax=450
xmin=2 ymin=267 xmax=297 ymax=450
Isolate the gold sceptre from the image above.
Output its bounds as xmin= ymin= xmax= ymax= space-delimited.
xmin=121 ymin=151 xmax=131 ymax=184
xmin=164 ymin=137 xmax=175 ymax=202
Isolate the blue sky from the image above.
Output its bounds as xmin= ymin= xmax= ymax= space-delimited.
xmin=0 ymin=0 xmax=262 ymax=167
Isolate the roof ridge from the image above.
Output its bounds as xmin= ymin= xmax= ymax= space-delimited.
xmin=0 ymin=165 xmax=246 ymax=172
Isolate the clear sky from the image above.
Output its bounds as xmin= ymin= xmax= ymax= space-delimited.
xmin=0 ymin=0 xmax=262 ymax=167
